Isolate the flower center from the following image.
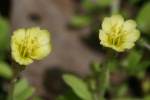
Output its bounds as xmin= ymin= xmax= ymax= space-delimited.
xmin=19 ymin=32 xmax=38 ymax=58
xmin=107 ymin=26 xmax=124 ymax=47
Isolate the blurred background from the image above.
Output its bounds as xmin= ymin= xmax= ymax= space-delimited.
xmin=0 ymin=0 xmax=150 ymax=100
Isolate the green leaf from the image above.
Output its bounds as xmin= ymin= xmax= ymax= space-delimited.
xmin=123 ymin=50 xmax=142 ymax=68
xmin=81 ymin=0 xmax=96 ymax=11
xmin=13 ymin=78 xmax=35 ymax=100
xmin=56 ymin=89 xmax=81 ymax=100
xmin=0 ymin=16 xmax=9 ymax=50
xmin=98 ymin=68 xmax=108 ymax=95
xmin=136 ymin=2 xmax=150 ymax=34
xmin=0 ymin=62 xmax=12 ymax=78
xmin=90 ymin=62 xmax=101 ymax=74
xmin=63 ymin=74 xmax=92 ymax=100
xmin=139 ymin=61 xmax=150 ymax=69
xmin=144 ymin=95 xmax=150 ymax=100
xmin=56 ymin=96 xmax=66 ymax=100
xmin=97 ymin=0 xmax=112 ymax=7
xmin=69 ymin=15 xmax=91 ymax=28
xmin=82 ymin=0 xmax=111 ymax=11
xmin=106 ymin=59 xmax=118 ymax=72
xmin=0 ymin=16 xmax=9 ymax=60
xmin=122 ymin=50 xmax=150 ymax=77
xmin=32 ymin=96 xmax=43 ymax=100
xmin=128 ymin=0 xmax=140 ymax=4
xmin=116 ymin=84 xmax=128 ymax=97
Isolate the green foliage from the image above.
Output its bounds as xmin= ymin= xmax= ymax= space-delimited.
xmin=69 ymin=15 xmax=91 ymax=29
xmin=123 ymin=50 xmax=142 ymax=68
xmin=81 ymin=0 xmax=96 ymax=11
xmin=0 ymin=16 xmax=9 ymax=58
xmin=56 ymin=89 xmax=81 ymax=100
xmin=97 ymin=0 xmax=112 ymax=7
xmin=122 ymin=50 xmax=150 ymax=78
xmin=56 ymin=96 xmax=66 ymax=100
xmin=142 ymin=79 xmax=150 ymax=93
xmin=90 ymin=62 xmax=101 ymax=74
xmin=128 ymin=0 xmax=140 ymax=4
xmin=90 ymin=62 xmax=110 ymax=98
xmin=32 ymin=96 xmax=43 ymax=100
xmin=144 ymin=95 xmax=150 ymax=100
xmin=0 ymin=61 xmax=12 ymax=79
xmin=137 ymin=2 xmax=150 ymax=34
xmin=13 ymin=78 xmax=35 ymax=100
xmin=98 ymin=67 xmax=109 ymax=95
xmin=82 ymin=0 xmax=112 ymax=11
xmin=63 ymin=74 xmax=93 ymax=100
xmin=116 ymin=84 xmax=128 ymax=97
xmin=106 ymin=59 xmax=118 ymax=72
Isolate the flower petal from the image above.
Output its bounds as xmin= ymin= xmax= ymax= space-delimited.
xmin=102 ymin=15 xmax=124 ymax=33
xmin=122 ymin=42 xmax=135 ymax=49
xmin=110 ymin=15 xmax=124 ymax=28
xmin=12 ymin=50 xmax=33 ymax=65
xmin=123 ymin=20 xmax=137 ymax=32
xmin=125 ymin=29 xmax=140 ymax=42
xmin=102 ymin=17 xmax=112 ymax=32
xmin=37 ymin=30 xmax=50 ymax=45
xmin=99 ymin=30 xmax=110 ymax=47
xmin=12 ymin=28 xmax=26 ymax=43
xmin=31 ymin=44 xmax=51 ymax=60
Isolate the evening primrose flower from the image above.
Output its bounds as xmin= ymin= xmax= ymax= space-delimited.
xmin=11 ymin=27 xmax=51 ymax=65
xmin=99 ymin=15 xmax=140 ymax=52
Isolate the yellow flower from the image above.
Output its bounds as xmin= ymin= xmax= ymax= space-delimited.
xmin=11 ymin=27 xmax=51 ymax=65
xmin=99 ymin=15 xmax=140 ymax=52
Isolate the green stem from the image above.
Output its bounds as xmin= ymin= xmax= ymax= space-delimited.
xmin=106 ymin=68 xmax=110 ymax=87
xmin=139 ymin=38 xmax=150 ymax=50
xmin=8 ymin=78 xmax=17 ymax=100
xmin=111 ymin=0 xmax=120 ymax=14
xmin=7 ymin=65 xmax=26 ymax=100
xmin=94 ymin=93 xmax=99 ymax=100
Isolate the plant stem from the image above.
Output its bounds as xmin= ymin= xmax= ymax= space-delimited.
xmin=7 ymin=65 xmax=26 ymax=100
xmin=94 ymin=93 xmax=99 ymax=100
xmin=139 ymin=38 xmax=150 ymax=50
xmin=8 ymin=78 xmax=17 ymax=100
xmin=111 ymin=0 xmax=120 ymax=14
xmin=106 ymin=68 xmax=110 ymax=89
